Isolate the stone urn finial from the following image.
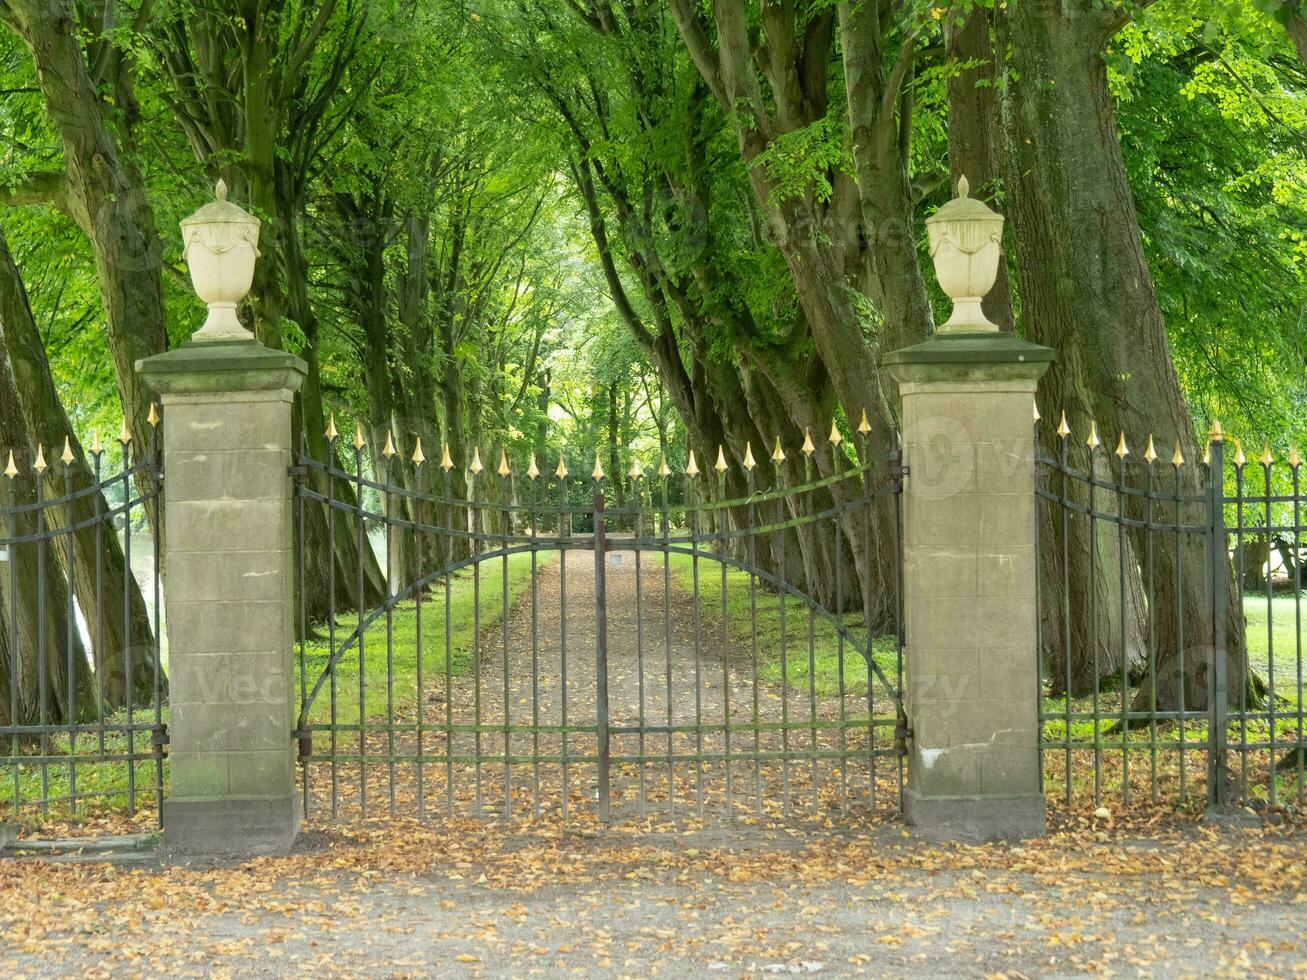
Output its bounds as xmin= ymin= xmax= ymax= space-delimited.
xmin=180 ymin=179 xmax=261 ymax=343
xmin=926 ymin=175 xmax=1005 ymax=333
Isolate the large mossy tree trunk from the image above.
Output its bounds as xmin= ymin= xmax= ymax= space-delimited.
xmin=0 ymin=229 xmax=156 ymax=710
xmin=996 ymin=0 xmax=1248 ymax=712
xmin=0 ymin=0 xmax=168 ymax=490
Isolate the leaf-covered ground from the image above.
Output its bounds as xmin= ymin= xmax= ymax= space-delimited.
xmin=2 ymin=807 xmax=1304 ymax=977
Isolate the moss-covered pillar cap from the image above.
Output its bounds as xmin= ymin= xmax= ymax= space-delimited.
xmin=882 ymin=332 xmax=1054 ymax=385
xmin=137 ymin=339 xmax=306 ymax=396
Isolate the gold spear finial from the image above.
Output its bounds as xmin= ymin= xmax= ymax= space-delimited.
xmin=60 ymin=437 xmax=75 ymax=466
xmin=857 ymin=409 xmax=871 ymax=435
xmin=1115 ymin=432 xmax=1128 ymax=459
xmin=1289 ymin=446 xmax=1302 ymax=470
xmin=1144 ymin=435 xmax=1158 ymax=464
xmin=4 ymin=451 xmax=17 ymax=479
xmin=353 ymin=421 xmax=366 ymax=451
xmin=828 ymin=419 xmax=842 ymax=446
xmin=326 ymin=413 xmax=339 ymax=442
xmin=381 ymin=432 xmax=396 ymax=459
xmin=411 ymin=437 xmax=426 ymax=466
xmin=658 ymin=457 xmax=671 ymax=478
xmin=714 ymin=445 xmax=728 ymax=473
xmin=119 ymin=418 xmax=132 ymax=445
xmin=1233 ymin=440 xmax=1246 ymax=468
xmin=771 ymin=437 xmax=785 ymax=463
xmin=1260 ymin=442 xmax=1274 ymax=468
xmin=527 ymin=453 xmax=540 ymax=479
xmin=801 ymin=428 xmax=815 ymax=456
xmin=628 ymin=457 xmax=643 ymax=481
xmin=742 ymin=442 xmax=756 ymax=471
xmin=469 ymin=446 xmax=483 ymax=475
xmin=686 ymin=449 xmax=700 ymax=477
xmin=592 ymin=452 xmax=604 ymax=481
xmin=147 ymin=403 xmax=160 ymax=428
xmin=1087 ymin=421 xmax=1100 ymax=450
xmin=1172 ymin=441 xmax=1185 ymax=468
xmin=1210 ymin=420 xmax=1224 ymax=442
xmin=33 ymin=444 xmax=47 ymax=475
xmin=1033 ymin=401 xmax=1041 ymax=423
xmin=1057 ymin=411 xmax=1071 ymax=439
xmin=555 ymin=454 xmax=568 ymax=480
xmin=1203 ymin=441 xmax=1211 ymax=466
xmin=440 ymin=443 xmax=454 ymax=471
xmin=498 ymin=448 xmax=511 ymax=477
xmin=90 ymin=431 xmax=102 ymax=457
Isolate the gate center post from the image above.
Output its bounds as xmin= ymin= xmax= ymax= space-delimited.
xmin=593 ymin=490 xmax=610 ymax=821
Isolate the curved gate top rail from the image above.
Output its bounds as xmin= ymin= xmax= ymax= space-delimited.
xmin=291 ymin=428 xmax=907 ymax=825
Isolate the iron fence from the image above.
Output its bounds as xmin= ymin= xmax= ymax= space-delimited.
xmin=292 ymin=423 xmax=906 ymax=823
xmin=1036 ymin=419 xmax=1305 ymax=814
xmin=1 ymin=420 xmax=167 ymax=824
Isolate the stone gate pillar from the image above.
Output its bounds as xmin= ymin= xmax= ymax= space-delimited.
xmin=138 ymin=182 xmax=306 ymax=855
xmin=883 ymin=177 xmax=1052 ymax=841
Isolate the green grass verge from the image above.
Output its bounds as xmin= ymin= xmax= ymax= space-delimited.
xmin=666 ymin=553 xmax=899 ymax=700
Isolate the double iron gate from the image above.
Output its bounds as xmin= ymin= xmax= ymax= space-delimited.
xmin=292 ymin=429 xmax=907 ymax=823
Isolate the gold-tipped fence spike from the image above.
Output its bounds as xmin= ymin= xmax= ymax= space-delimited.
xmin=714 ymin=445 xmax=728 ymax=473
xmin=1172 ymin=441 xmax=1185 ymax=468
xmin=90 ymin=431 xmax=102 ymax=457
xmin=527 ymin=453 xmax=540 ymax=480
xmin=555 ymin=455 xmax=568 ymax=480
xmin=628 ymin=457 xmax=643 ymax=481
xmin=857 ymin=409 xmax=871 ymax=435
xmin=686 ymin=449 xmax=700 ymax=477
xmin=498 ymin=448 xmax=511 ymax=477
xmin=411 ymin=438 xmax=426 ymax=466
xmin=33 ymin=444 xmax=47 ymax=475
xmin=801 ymin=428 xmax=815 ymax=456
xmin=658 ymin=457 xmax=671 ymax=478
xmin=1210 ymin=419 xmax=1225 ymax=442
xmin=771 ymin=437 xmax=785 ymax=463
xmin=469 ymin=447 xmax=483 ymax=475
xmin=381 ymin=431 xmax=396 ymax=459
xmin=147 ymin=403 xmax=160 ymax=428
xmin=742 ymin=442 xmax=756 ymax=471
xmin=352 ymin=421 xmax=366 ymax=451
xmin=4 ymin=451 xmax=17 ymax=479
xmin=1233 ymin=440 xmax=1246 ymax=468
xmin=440 ymin=443 xmax=454 ymax=471
xmin=1033 ymin=401 xmax=1041 ymax=423
xmin=119 ymin=418 xmax=131 ymax=445
xmin=592 ymin=452 xmax=604 ymax=482
xmin=1115 ymin=432 xmax=1128 ymax=459
xmin=60 ymin=437 xmax=75 ymax=466
xmin=1144 ymin=435 xmax=1158 ymax=464
xmin=1260 ymin=442 xmax=1274 ymax=468
xmin=325 ymin=413 xmax=339 ymax=442
xmin=1289 ymin=446 xmax=1302 ymax=470
xmin=1057 ymin=411 xmax=1071 ymax=439
xmin=1086 ymin=421 xmax=1100 ymax=450
xmin=828 ymin=419 xmax=842 ymax=446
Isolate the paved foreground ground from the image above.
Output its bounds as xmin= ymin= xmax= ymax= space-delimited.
xmin=2 ymin=811 xmax=1304 ymax=977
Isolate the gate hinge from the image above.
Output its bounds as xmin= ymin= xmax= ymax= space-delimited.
xmin=296 ymin=731 xmax=312 ymax=760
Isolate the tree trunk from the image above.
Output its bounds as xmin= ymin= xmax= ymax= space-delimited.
xmin=3 ymin=0 xmax=169 ymax=485
xmin=996 ymin=1 xmax=1246 ymax=711
xmin=0 ymin=228 xmax=155 ymax=710
xmin=943 ymin=4 xmax=1016 ymax=333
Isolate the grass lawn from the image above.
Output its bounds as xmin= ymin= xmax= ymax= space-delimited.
xmin=1242 ymin=593 xmax=1306 ymax=705
xmin=666 ymin=553 xmax=900 ymax=701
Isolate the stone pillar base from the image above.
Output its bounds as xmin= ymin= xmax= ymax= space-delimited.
xmin=163 ymin=796 xmax=299 ymax=857
xmin=906 ymin=791 xmax=1045 ymax=843
xmin=0 ymin=822 xmax=15 ymax=849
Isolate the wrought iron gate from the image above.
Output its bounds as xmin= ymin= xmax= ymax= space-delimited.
xmin=293 ymin=424 xmax=906 ymax=823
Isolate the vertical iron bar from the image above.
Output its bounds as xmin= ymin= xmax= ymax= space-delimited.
xmin=1034 ymin=421 xmax=1043 ymax=798
xmin=833 ymin=440 xmax=848 ymax=813
xmin=776 ymin=452 xmax=790 ymax=815
xmin=594 ymin=489 xmax=610 ymax=822
xmin=529 ymin=465 xmax=540 ymax=819
xmin=1059 ymin=430 xmax=1072 ymax=805
xmin=560 ymin=465 xmax=571 ymax=821
xmin=93 ymin=449 xmax=104 ymax=759
xmin=1262 ymin=458 xmax=1275 ymax=807
xmin=384 ymin=450 xmax=396 ymax=817
xmin=64 ymin=452 xmax=76 ymax=814
xmin=689 ymin=467 xmax=704 ymax=816
xmin=661 ymin=465 xmax=673 ymax=817
xmin=354 ymin=441 xmax=367 ymax=817
xmin=501 ymin=462 xmax=512 ymax=820
xmin=443 ymin=464 xmax=453 ymax=816
xmin=718 ymin=468 xmax=732 ymax=819
xmin=1117 ymin=446 xmax=1129 ymax=805
xmin=1175 ymin=461 xmax=1188 ymax=800
xmin=745 ymin=459 xmax=761 ymax=815
xmin=1208 ymin=437 xmax=1230 ymax=809
xmin=118 ymin=448 xmax=130 ymax=814
xmin=150 ymin=420 xmax=163 ymax=822
xmin=633 ymin=468 xmax=646 ymax=816
xmin=297 ymin=434 xmax=309 ymax=818
xmin=1294 ymin=461 xmax=1304 ymax=807
xmin=1088 ymin=436 xmax=1101 ymax=806
xmin=326 ymin=435 xmax=339 ymax=818
xmin=1146 ymin=456 xmax=1159 ymax=803
xmin=472 ymin=463 xmax=482 ymax=813
xmin=862 ymin=431 xmax=875 ymax=811
xmin=6 ymin=473 xmax=17 ymax=816
xmin=414 ymin=453 xmax=426 ymax=821
xmin=805 ymin=449 xmax=818 ymax=813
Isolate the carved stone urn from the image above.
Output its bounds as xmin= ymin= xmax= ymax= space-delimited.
xmin=925 ymin=175 xmax=1005 ymax=333
xmin=180 ymin=179 xmax=261 ymax=343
